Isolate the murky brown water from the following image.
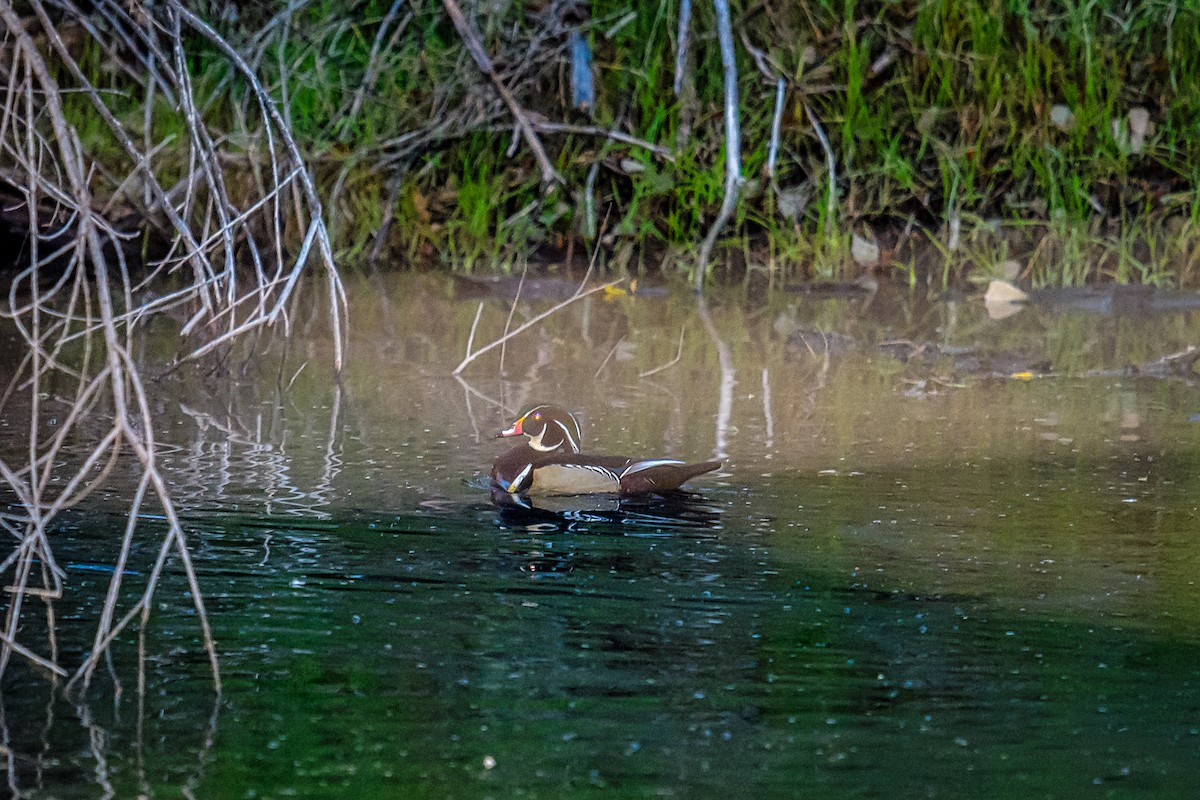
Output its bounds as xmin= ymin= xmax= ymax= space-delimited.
xmin=3 ymin=272 xmax=1200 ymax=797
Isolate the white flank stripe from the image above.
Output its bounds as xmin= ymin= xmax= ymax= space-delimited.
xmin=577 ymin=465 xmax=620 ymax=480
xmin=621 ymin=459 xmax=685 ymax=477
xmin=507 ymin=463 xmax=533 ymax=493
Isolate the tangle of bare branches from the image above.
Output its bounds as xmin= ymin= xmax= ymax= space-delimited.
xmin=0 ymin=1 xmax=347 ymax=688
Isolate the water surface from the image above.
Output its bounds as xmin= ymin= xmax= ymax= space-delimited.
xmin=3 ymin=274 xmax=1200 ymax=798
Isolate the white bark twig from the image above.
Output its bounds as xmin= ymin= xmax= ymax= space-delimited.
xmin=694 ymin=0 xmax=742 ymax=292
xmin=804 ymin=103 xmax=838 ymax=225
xmin=767 ymin=78 xmax=786 ymax=181
xmin=673 ymin=0 xmax=693 ymax=96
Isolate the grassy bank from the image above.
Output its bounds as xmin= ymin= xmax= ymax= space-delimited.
xmin=47 ymin=0 xmax=1200 ymax=285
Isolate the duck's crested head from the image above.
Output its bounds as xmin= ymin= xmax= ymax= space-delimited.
xmin=497 ymin=404 xmax=582 ymax=453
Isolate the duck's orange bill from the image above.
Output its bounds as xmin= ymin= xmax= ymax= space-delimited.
xmin=497 ymin=416 xmax=524 ymax=438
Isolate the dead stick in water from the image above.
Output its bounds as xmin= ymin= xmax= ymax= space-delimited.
xmin=451 ymin=280 xmax=623 ymax=375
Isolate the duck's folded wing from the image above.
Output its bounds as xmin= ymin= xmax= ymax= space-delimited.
xmin=619 ymin=458 xmax=686 ymax=477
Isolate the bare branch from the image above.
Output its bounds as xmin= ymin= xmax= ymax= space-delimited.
xmin=441 ymin=0 xmax=563 ymax=187
xmin=694 ymin=0 xmax=743 ymax=292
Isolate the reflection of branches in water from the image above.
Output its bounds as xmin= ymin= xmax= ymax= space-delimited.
xmin=175 ymin=380 xmax=345 ymax=520
xmin=0 ymin=3 xmax=346 ymax=684
xmin=455 ymin=374 xmax=518 ymax=443
xmin=793 ymin=330 xmax=834 ymax=423
xmin=79 ymin=643 xmax=221 ymax=799
xmin=640 ymin=323 xmax=688 ymax=378
xmin=310 ymin=384 xmax=344 ymax=511
xmin=696 ymin=297 xmax=735 ymax=461
xmin=2 ymin=682 xmax=57 ymax=796
xmin=0 ymin=637 xmax=221 ymax=796
xmin=762 ymin=368 xmax=775 ymax=451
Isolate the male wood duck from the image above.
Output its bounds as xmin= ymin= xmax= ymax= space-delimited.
xmin=491 ymin=404 xmax=721 ymax=496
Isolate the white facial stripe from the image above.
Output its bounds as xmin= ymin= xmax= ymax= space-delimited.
xmin=554 ymin=419 xmax=580 ymax=453
xmin=507 ymin=462 xmax=533 ymax=493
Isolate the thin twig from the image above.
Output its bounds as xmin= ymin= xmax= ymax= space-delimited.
xmin=804 ymin=102 xmax=837 ymax=225
xmin=0 ymin=629 xmax=65 ymax=676
xmin=531 ymin=120 xmax=674 ymax=161
xmin=767 ymin=78 xmax=785 ymax=181
xmin=594 ymin=336 xmax=625 ymax=379
xmin=696 ymin=296 xmax=735 ymax=461
xmin=639 ymin=324 xmax=688 ymax=377
xmin=346 ymin=0 xmax=409 ymax=123
xmin=498 ymin=262 xmax=528 ymax=375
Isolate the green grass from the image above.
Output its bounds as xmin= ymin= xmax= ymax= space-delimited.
xmin=51 ymin=0 xmax=1200 ymax=287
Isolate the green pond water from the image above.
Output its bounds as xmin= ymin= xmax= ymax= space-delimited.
xmin=3 ymin=274 xmax=1200 ymax=798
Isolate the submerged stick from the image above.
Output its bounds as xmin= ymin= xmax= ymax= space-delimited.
xmin=694 ymin=0 xmax=742 ymax=293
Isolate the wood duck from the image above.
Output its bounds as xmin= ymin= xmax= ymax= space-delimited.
xmin=491 ymin=404 xmax=721 ymax=496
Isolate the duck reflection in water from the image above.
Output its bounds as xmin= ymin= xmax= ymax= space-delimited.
xmin=491 ymin=487 xmax=725 ymax=575
xmin=490 ymin=485 xmax=725 ymax=534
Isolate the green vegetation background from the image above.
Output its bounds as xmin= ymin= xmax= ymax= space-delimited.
xmin=74 ymin=0 xmax=1200 ymax=284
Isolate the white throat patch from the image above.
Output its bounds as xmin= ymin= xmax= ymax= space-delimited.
xmin=527 ymin=425 xmax=557 ymax=452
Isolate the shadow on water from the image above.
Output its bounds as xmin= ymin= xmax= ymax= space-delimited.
xmin=4 ymin=273 xmax=1200 ymax=797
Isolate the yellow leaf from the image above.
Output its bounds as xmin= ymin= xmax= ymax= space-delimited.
xmin=1010 ymin=371 xmax=1035 ymax=381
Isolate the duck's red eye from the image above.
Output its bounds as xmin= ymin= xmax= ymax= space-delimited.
xmin=533 ymin=412 xmax=541 ymax=420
